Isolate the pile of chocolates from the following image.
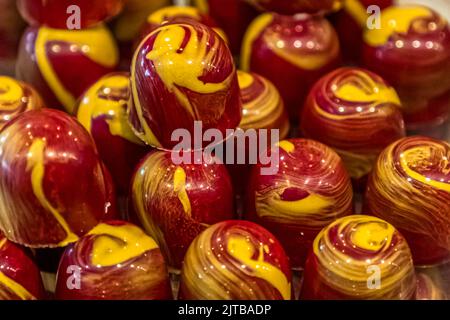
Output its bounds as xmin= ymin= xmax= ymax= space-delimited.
xmin=0 ymin=0 xmax=448 ymax=300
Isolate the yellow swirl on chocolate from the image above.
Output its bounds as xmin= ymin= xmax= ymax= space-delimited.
xmin=227 ymin=235 xmax=290 ymax=300
xmin=180 ymin=222 xmax=291 ymax=299
xmin=367 ymin=136 xmax=450 ymax=249
xmin=311 ymin=215 xmax=416 ymax=299
xmin=344 ymin=0 xmax=372 ymax=27
xmin=88 ymin=223 xmax=158 ymax=267
xmin=77 ymin=74 xmax=142 ymax=144
xmin=303 ymin=68 xmax=404 ymax=179
xmin=173 ymin=167 xmax=192 ymax=216
xmin=238 ymin=71 xmax=289 ymax=137
xmin=26 ymin=139 xmax=78 ymax=246
xmin=363 ymin=6 xmax=434 ymax=46
xmin=35 ymin=24 xmax=119 ymax=113
xmin=131 ymin=152 xmax=171 ymax=260
xmin=0 ymin=239 xmax=36 ymax=300
xmin=0 ymin=77 xmax=43 ymax=130
xmin=241 ymin=13 xmax=274 ymax=71
xmin=242 ymin=13 xmax=339 ymax=71
xmin=255 ymin=140 xmax=352 ymax=228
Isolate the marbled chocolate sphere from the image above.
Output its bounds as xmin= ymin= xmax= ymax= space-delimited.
xmin=0 ymin=109 xmax=117 ymax=248
xmin=247 ymin=0 xmax=343 ymax=15
xmin=0 ymin=235 xmax=45 ymax=300
xmin=301 ymin=215 xmax=416 ymax=300
xmin=365 ymin=136 xmax=450 ymax=265
xmin=362 ymin=5 xmax=450 ymax=129
xmin=245 ymin=138 xmax=353 ymax=268
xmin=76 ymin=72 xmax=149 ymax=195
xmin=301 ymin=67 xmax=405 ymax=184
xmin=179 ymin=220 xmax=292 ymax=300
xmin=17 ymin=0 xmax=124 ymax=29
xmin=55 ymin=221 xmax=172 ymax=300
xmin=0 ymin=76 xmax=44 ymax=131
xmin=241 ymin=13 xmax=341 ymax=120
xmin=130 ymin=21 xmax=241 ymax=149
xmin=16 ymin=25 xmax=119 ymax=114
xmin=131 ymin=150 xmax=234 ymax=269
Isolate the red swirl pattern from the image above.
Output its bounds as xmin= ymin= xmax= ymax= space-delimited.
xmin=55 ymin=221 xmax=172 ymax=300
xmin=0 ymin=109 xmax=117 ymax=248
xmin=245 ymin=138 xmax=353 ymax=268
xmin=301 ymin=215 xmax=416 ymax=300
xmin=0 ymin=76 xmax=44 ymax=131
xmin=365 ymin=136 xmax=450 ymax=265
xmin=301 ymin=67 xmax=405 ymax=182
xmin=130 ymin=20 xmax=241 ymax=149
xmin=179 ymin=220 xmax=292 ymax=300
xmin=0 ymin=234 xmax=45 ymax=300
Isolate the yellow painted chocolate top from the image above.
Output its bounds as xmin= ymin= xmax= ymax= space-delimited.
xmin=77 ymin=74 xmax=142 ymax=144
xmin=364 ymin=6 xmax=433 ymax=46
xmin=0 ymin=77 xmax=23 ymax=107
xmin=89 ymin=223 xmax=158 ymax=267
xmin=237 ymin=70 xmax=255 ymax=90
xmin=173 ymin=166 xmax=192 ymax=216
xmin=227 ymin=235 xmax=291 ymax=300
xmin=35 ymin=24 xmax=119 ymax=113
xmin=26 ymin=139 xmax=78 ymax=246
xmin=334 ymin=76 xmax=400 ymax=104
xmin=277 ymin=140 xmax=295 ymax=153
xmin=350 ymin=219 xmax=394 ymax=251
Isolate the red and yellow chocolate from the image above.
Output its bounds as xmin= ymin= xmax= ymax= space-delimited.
xmin=130 ymin=21 xmax=241 ymax=149
xmin=0 ymin=76 xmax=44 ymax=131
xmin=301 ymin=67 xmax=405 ymax=182
xmin=245 ymin=138 xmax=353 ymax=268
xmin=16 ymin=24 xmax=119 ymax=114
xmin=55 ymin=221 xmax=172 ymax=300
xmin=131 ymin=150 xmax=234 ymax=269
xmin=76 ymin=72 xmax=149 ymax=195
xmin=362 ymin=5 xmax=450 ymax=128
xmin=179 ymin=220 xmax=292 ymax=300
xmin=241 ymin=13 xmax=341 ymax=120
xmin=0 ymin=235 xmax=45 ymax=300
xmin=365 ymin=136 xmax=450 ymax=265
xmin=17 ymin=0 xmax=124 ymax=29
xmin=0 ymin=109 xmax=117 ymax=248
xmin=301 ymin=215 xmax=417 ymax=300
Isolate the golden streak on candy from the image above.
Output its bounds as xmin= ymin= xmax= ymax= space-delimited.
xmin=400 ymin=146 xmax=450 ymax=192
xmin=0 ymin=272 xmax=36 ymax=300
xmin=77 ymin=74 xmax=143 ymax=144
xmin=237 ymin=70 xmax=255 ymax=90
xmin=0 ymin=76 xmax=24 ymax=109
xmin=277 ymin=140 xmax=295 ymax=153
xmin=173 ymin=167 xmax=192 ymax=216
xmin=26 ymin=139 xmax=78 ymax=247
xmin=344 ymin=0 xmax=369 ymax=27
xmin=364 ymin=6 xmax=433 ymax=46
xmin=88 ymin=223 xmax=159 ymax=267
xmin=227 ymin=235 xmax=291 ymax=300
xmin=147 ymin=6 xmax=202 ymax=25
xmin=145 ymin=23 xmax=233 ymax=118
xmin=241 ymin=13 xmax=274 ymax=71
xmin=35 ymin=25 xmax=119 ymax=113
xmin=181 ymin=224 xmax=291 ymax=299
xmin=312 ymin=215 xmax=416 ymax=299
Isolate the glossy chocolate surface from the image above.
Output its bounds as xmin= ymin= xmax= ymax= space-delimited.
xmin=365 ymin=136 xmax=450 ymax=265
xmin=131 ymin=149 xmax=234 ymax=269
xmin=245 ymin=138 xmax=353 ymax=268
xmin=179 ymin=220 xmax=292 ymax=300
xmin=0 ymin=109 xmax=117 ymax=247
xmin=241 ymin=13 xmax=341 ymax=120
xmin=301 ymin=215 xmax=416 ymax=300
